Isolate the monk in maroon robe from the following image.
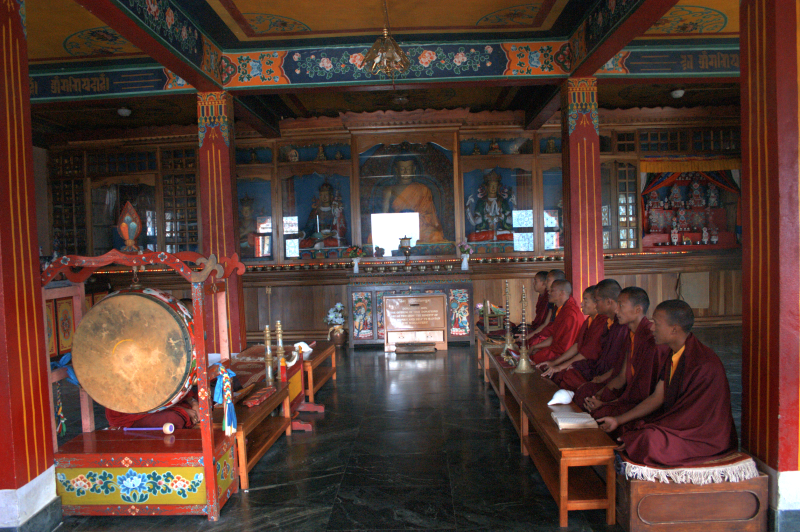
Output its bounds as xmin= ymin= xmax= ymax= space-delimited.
xmin=539 ymin=285 xmax=606 ymax=390
xmin=526 ymin=269 xmax=564 ymax=341
xmin=530 ymin=271 xmax=550 ymax=331
xmin=598 ymin=300 xmax=737 ymax=467
xmin=572 ymin=279 xmax=629 ymax=405
xmin=584 ymin=287 xmax=665 ymax=422
xmin=528 ymin=279 xmax=584 ymax=364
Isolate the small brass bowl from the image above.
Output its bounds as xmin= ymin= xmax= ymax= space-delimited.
xmin=418 ymin=265 xmax=427 ymax=272
xmin=445 ymin=264 xmax=453 ymax=271
xmin=390 ymin=266 xmax=398 ymax=272
xmin=365 ymin=267 xmax=374 ymax=273
xmin=312 ymin=264 xmax=320 ymax=270
xmin=377 ymin=266 xmax=386 ymax=273
xmin=431 ymin=264 xmax=441 ymax=271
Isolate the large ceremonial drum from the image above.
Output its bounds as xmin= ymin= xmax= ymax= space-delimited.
xmin=72 ymin=287 xmax=196 ymax=414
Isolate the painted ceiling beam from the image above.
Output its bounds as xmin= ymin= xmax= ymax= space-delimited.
xmin=71 ymin=0 xmax=221 ymax=92
xmin=572 ymin=0 xmax=680 ymax=77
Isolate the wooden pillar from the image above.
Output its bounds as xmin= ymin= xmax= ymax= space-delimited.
xmin=0 ymin=3 xmax=59 ymax=528
xmin=197 ymin=92 xmax=245 ymax=353
xmin=560 ymin=78 xmax=604 ymax=298
xmin=740 ymin=1 xmax=800 ymax=519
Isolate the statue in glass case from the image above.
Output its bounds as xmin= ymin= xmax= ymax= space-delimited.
xmin=381 ymin=157 xmax=445 ymax=243
xmin=299 ymin=182 xmax=347 ymax=248
xmin=465 ymin=171 xmax=515 ymax=242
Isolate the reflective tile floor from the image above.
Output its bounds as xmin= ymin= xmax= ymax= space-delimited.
xmin=56 ymin=327 xmax=742 ymax=532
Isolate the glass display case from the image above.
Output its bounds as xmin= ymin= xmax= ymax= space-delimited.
xmin=542 ymin=167 xmax=563 ymax=251
xmin=237 ymin=176 xmax=273 ymax=260
xmin=463 ymin=166 xmax=534 ymax=253
xmin=282 ymin=172 xmax=350 ymax=259
xmin=359 ymin=141 xmax=455 ymax=257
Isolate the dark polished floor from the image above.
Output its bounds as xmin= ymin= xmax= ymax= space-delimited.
xmin=56 ymin=327 xmax=743 ymax=532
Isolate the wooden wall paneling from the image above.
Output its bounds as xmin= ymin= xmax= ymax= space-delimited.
xmin=242 ymin=286 xmax=260 ymax=332
xmin=272 ymin=159 xmax=284 ymax=263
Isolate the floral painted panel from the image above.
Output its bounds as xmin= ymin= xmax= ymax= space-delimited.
xmin=352 ymin=291 xmax=373 ymax=339
xmin=56 ymin=467 xmax=205 ymax=505
xmin=377 ymin=291 xmax=396 ymax=340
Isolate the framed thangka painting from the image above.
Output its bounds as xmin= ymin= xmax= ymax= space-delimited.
xmin=237 ymin=177 xmax=272 ymax=260
xmin=359 ymin=142 xmax=455 ymax=257
xmin=463 ymin=166 xmax=534 ymax=254
xmin=282 ymin=173 xmax=351 ymax=260
xmin=56 ymin=298 xmax=74 ymax=355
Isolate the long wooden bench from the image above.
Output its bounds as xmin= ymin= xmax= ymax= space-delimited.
xmin=212 ymin=381 xmax=291 ymax=490
xmin=484 ymin=345 xmax=617 ymax=527
xmin=303 ymin=341 xmax=336 ymax=403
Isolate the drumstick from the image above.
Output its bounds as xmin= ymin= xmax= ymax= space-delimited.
xmin=123 ymin=422 xmax=175 ymax=434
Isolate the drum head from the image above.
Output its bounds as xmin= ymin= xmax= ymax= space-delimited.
xmin=73 ymin=291 xmax=193 ymax=413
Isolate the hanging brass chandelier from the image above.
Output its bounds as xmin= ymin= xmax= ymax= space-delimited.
xmin=363 ymin=0 xmax=410 ymax=78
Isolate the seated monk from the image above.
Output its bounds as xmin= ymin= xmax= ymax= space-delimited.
xmin=527 ymin=279 xmax=584 ymax=365
xmin=598 ymin=300 xmax=737 ymax=467
xmin=539 ymin=285 xmax=607 ymax=390
xmin=583 ymin=287 xmax=666 ymax=425
xmin=529 ymin=271 xmax=550 ymax=331
xmin=571 ymin=280 xmax=630 ymax=401
xmin=525 ymin=269 xmax=565 ymax=342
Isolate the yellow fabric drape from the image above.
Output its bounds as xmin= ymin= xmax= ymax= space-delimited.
xmin=639 ymin=158 xmax=741 ymax=173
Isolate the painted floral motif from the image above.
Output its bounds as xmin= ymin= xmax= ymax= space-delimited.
xmin=244 ymin=13 xmax=310 ymax=34
xmin=349 ymin=53 xmax=364 ymax=69
xmin=510 ymin=44 xmax=554 ymax=74
xmin=126 ymin=0 xmax=199 ymax=56
xmin=121 ymin=457 xmax=133 ymax=467
xmin=553 ymin=42 xmax=572 ymax=72
xmin=234 ymin=53 xmax=281 ymax=83
xmin=57 ymin=469 xmax=203 ymax=503
xmin=319 ymin=57 xmax=333 ymax=71
xmin=646 ymin=6 xmax=727 ymax=34
xmin=418 ymin=50 xmax=437 ymax=67
xmin=476 ymin=4 xmax=542 ymax=26
xmin=453 ymin=52 xmax=467 ymax=66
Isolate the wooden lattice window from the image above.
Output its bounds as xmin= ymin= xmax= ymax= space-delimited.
xmin=161 ymin=149 xmax=199 ymax=253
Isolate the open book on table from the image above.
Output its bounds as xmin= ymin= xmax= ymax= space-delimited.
xmin=550 ymin=409 xmax=598 ymax=430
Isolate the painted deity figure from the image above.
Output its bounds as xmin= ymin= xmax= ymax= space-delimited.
xmin=667 ymin=185 xmax=684 ymax=209
xmin=382 ymin=158 xmax=445 ymax=243
xmin=688 ymin=178 xmax=705 ymax=208
xmin=466 ymin=171 xmax=516 ymax=242
xmin=707 ymin=183 xmax=720 ymax=207
xmin=299 ymin=182 xmax=347 ymax=249
xmin=648 ymin=209 xmax=661 ymax=233
xmin=677 ymin=208 xmax=690 ymax=232
xmin=647 ymin=190 xmax=662 ymax=209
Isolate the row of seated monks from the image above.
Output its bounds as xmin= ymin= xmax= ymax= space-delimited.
xmin=520 ymin=270 xmax=737 ymax=468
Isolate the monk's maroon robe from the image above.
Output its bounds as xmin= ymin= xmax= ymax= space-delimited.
xmin=531 ymin=297 xmax=585 ymax=364
xmin=530 ymin=289 xmax=550 ymax=330
xmin=572 ymin=318 xmax=629 ymax=406
xmin=591 ymin=317 xmax=666 ymax=420
xmin=621 ymin=334 xmax=737 ymax=467
xmin=552 ymin=315 xmax=607 ymax=391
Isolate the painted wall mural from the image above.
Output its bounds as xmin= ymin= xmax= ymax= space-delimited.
xmin=646 ymin=5 xmax=728 ymax=35
xmin=352 ymin=291 xmax=373 ymax=340
xmin=244 ymin=13 xmax=310 ymax=34
xmin=63 ymin=26 xmax=139 ymax=57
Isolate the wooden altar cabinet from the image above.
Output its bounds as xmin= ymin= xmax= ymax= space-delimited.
xmin=347 ymin=272 xmax=474 ymax=347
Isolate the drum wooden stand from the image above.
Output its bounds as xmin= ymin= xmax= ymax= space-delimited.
xmin=42 ymin=250 xmax=245 ymax=521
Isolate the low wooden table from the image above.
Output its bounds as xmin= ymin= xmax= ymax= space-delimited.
xmin=303 ymin=341 xmax=336 ymax=403
xmin=484 ymin=345 xmax=617 ymax=527
xmin=213 ymin=381 xmax=291 ymax=490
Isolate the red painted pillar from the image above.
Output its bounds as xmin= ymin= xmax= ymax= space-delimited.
xmin=0 ymin=2 xmax=58 ymax=526
xmin=197 ymin=92 xmax=245 ymax=353
xmin=740 ymin=0 xmax=800 ymax=494
xmin=560 ymin=78 xmax=604 ymax=298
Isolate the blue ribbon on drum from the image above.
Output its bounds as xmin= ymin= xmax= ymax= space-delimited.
xmin=212 ymin=364 xmax=237 ymax=436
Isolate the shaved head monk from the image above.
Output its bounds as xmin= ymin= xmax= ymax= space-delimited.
xmin=572 ymin=279 xmax=630 ymax=402
xmin=539 ymin=285 xmax=607 ymax=390
xmin=529 ymin=271 xmax=551 ymax=331
xmin=527 ymin=269 xmax=565 ymax=339
xmin=527 ymin=279 xmax=584 ymax=365
xmin=598 ymin=300 xmax=737 ymax=467
xmin=584 ymin=287 xmax=665 ymax=425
